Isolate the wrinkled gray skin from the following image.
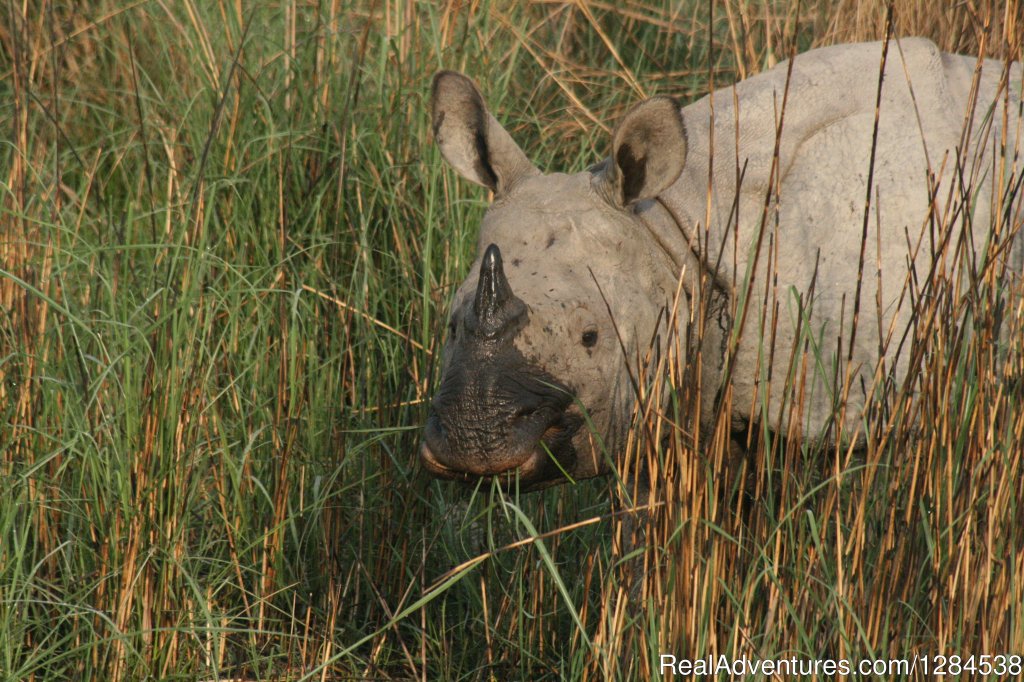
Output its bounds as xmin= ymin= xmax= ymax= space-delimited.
xmin=421 ymin=38 xmax=1024 ymax=492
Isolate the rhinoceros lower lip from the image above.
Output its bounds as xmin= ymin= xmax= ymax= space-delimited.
xmin=419 ymin=442 xmax=459 ymax=478
xmin=419 ymin=441 xmax=550 ymax=485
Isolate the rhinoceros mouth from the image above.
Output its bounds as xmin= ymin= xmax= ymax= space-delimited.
xmin=419 ymin=442 xmax=548 ymax=483
xmin=419 ymin=411 xmax=582 ymax=490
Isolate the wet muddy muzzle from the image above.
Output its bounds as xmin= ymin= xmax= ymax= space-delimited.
xmin=420 ymin=244 xmax=580 ymax=488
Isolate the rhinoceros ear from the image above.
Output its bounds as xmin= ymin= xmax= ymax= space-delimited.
xmin=605 ymin=96 xmax=687 ymax=206
xmin=431 ymin=71 xmax=539 ymax=195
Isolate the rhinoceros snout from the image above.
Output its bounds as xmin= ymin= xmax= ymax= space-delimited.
xmin=420 ymin=243 xmax=583 ymax=489
xmin=420 ymin=403 xmax=581 ymax=487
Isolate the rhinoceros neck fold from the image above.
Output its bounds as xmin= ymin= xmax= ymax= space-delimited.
xmin=636 ymin=192 xmax=735 ymax=396
xmin=634 ymin=195 xmax=729 ymax=319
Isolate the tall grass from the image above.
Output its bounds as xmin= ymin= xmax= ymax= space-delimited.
xmin=1 ymin=1 xmax=1021 ymax=680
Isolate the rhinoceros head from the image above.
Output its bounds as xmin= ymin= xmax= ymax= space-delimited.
xmin=421 ymin=71 xmax=689 ymax=491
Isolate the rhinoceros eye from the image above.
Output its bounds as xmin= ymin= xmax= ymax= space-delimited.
xmin=581 ymin=329 xmax=598 ymax=348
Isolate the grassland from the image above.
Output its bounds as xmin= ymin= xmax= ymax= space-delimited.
xmin=2 ymin=1 xmax=1023 ymax=680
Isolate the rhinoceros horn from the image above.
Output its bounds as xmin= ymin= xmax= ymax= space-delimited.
xmin=472 ymin=244 xmax=524 ymax=339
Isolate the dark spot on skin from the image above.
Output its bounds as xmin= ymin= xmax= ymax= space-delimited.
xmin=546 ymin=235 xmax=556 ymax=249
xmin=512 ymin=258 xmax=521 ymax=267
xmin=616 ymin=141 xmax=647 ymax=204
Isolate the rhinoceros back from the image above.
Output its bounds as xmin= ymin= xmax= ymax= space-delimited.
xmin=659 ymin=37 xmax=1023 ymax=440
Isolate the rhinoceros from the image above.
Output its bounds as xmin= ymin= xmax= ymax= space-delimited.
xmin=420 ymin=37 xmax=1024 ymax=491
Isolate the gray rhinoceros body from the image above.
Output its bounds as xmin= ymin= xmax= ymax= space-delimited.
xmin=421 ymin=38 xmax=1024 ymax=491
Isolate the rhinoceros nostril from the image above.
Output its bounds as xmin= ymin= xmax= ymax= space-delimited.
xmin=512 ymin=405 xmax=557 ymax=427
xmin=512 ymin=406 xmax=537 ymax=420
xmin=541 ymin=424 xmax=563 ymax=442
